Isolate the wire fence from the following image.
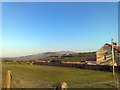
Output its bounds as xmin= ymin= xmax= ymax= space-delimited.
xmin=11 ymin=73 xmax=55 ymax=88
xmin=4 ymin=71 xmax=120 ymax=89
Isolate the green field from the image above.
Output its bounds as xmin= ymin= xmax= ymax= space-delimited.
xmin=43 ymin=52 xmax=96 ymax=62
xmin=2 ymin=62 xmax=119 ymax=88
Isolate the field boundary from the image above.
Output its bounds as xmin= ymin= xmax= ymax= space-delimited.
xmin=33 ymin=62 xmax=120 ymax=72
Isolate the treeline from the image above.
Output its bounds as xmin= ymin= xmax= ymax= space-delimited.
xmin=2 ymin=59 xmax=34 ymax=65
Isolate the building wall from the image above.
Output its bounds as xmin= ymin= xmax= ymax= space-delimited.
xmin=86 ymin=61 xmax=96 ymax=65
xmin=115 ymin=51 xmax=120 ymax=66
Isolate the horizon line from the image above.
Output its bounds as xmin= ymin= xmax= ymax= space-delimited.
xmin=1 ymin=50 xmax=97 ymax=58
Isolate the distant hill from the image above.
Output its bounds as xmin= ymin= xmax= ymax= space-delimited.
xmin=2 ymin=51 xmax=76 ymax=61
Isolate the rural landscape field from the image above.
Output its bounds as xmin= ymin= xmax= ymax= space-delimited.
xmin=2 ymin=2 xmax=120 ymax=89
xmin=2 ymin=62 xmax=118 ymax=88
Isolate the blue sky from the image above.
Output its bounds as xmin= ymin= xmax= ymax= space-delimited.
xmin=2 ymin=2 xmax=118 ymax=57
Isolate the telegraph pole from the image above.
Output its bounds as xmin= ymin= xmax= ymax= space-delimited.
xmin=111 ymin=39 xmax=119 ymax=90
xmin=111 ymin=39 xmax=115 ymax=77
xmin=111 ymin=39 xmax=116 ymax=89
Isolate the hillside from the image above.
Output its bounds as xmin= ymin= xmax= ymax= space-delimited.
xmin=43 ymin=52 xmax=96 ymax=62
xmin=2 ymin=51 xmax=96 ymax=62
xmin=2 ymin=51 xmax=76 ymax=61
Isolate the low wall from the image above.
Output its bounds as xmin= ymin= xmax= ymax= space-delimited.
xmin=33 ymin=62 xmax=120 ymax=72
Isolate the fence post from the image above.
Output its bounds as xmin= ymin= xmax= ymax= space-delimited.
xmin=61 ymin=82 xmax=67 ymax=90
xmin=6 ymin=70 xmax=11 ymax=90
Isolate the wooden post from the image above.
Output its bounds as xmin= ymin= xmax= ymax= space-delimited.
xmin=111 ymin=39 xmax=115 ymax=77
xmin=61 ymin=82 xmax=67 ymax=90
xmin=116 ymin=74 xmax=120 ymax=90
xmin=6 ymin=70 xmax=11 ymax=90
xmin=111 ymin=39 xmax=120 ymax=90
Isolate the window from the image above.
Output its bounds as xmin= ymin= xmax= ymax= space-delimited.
xmin=103 ymin=55 xmax=106 ymax=60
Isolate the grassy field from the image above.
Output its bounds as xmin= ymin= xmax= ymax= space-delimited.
xmin=41 ymin=52 xmax=96 ymax=62
xmin=2 ymin=62 xmax=119 ymax=88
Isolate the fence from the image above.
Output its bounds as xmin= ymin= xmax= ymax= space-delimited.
xmin=4 ymin=68 xmax=120 ymax=89
xmin=6 ymin=70 xmax=11 ymax=90
xmin=5 ymin=70 xmax=68 ymax=89
xmin=33 ymin=62 xmax=120 ymax=72
xmin=4 ymin=61 xmax=120 ymax=89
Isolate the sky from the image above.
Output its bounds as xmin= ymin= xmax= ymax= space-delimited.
xmin=2 ymin=2 xmax=118 ymax=57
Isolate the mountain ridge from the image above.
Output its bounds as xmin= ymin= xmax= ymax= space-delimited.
xmin=2 ymin=51 xmax=76 ymax=60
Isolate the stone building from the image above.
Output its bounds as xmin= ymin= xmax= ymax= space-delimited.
xmin=96 ymin=43 xmax=120 ymax=66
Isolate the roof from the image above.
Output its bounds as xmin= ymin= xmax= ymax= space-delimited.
xmin=105 ymin=43 xmax=120 ymax=52
xmin=114 ymin=46 xmax=120 ymax=52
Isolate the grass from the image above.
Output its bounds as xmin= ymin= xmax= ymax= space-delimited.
xmin=44 ymin=56 xmax=86 ymax=62
xmin=2 ymin=62 xmax=119 ymax=88
xmin=41 ymin=52 xmax=96 ymax=62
